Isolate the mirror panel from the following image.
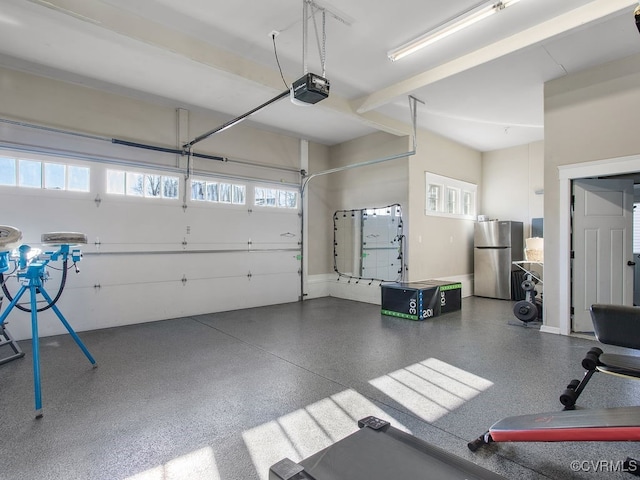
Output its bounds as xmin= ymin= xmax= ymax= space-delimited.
xmin=333 ymin=204 xmax=403 ymax=281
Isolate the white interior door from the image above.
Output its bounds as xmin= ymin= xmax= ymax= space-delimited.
xmin=572 ymin=178 xmax=634 ymax=332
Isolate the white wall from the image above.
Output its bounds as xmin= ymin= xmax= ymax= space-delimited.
xmin=544 ymin=52 xmax=640 ymax=334
xmin=406 ymin=129 xmax=482 ymax=293
xmin=328 ymin=132 xmax=411 ymax=209
xmin=307 ymin=132 xmax=410 ymax=302
xmin=307 ymin=142 xmax=332 ymax=276
xmin=481 ymin=142 xmax=544 ymax=235
xmin=315 ymin=127 xmax=483 ymax=303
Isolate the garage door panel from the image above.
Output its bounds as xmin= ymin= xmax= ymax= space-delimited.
xmin=0 ymin=156 xmax=302 ymax=340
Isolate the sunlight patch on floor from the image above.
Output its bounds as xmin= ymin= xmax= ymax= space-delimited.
xmin=124 ymin=446 xmax=220 ymax=480
xmin=369 ymin=358 xmax=493 ymax=422
xmin=242 ymin=388 xmax=408 ymax=480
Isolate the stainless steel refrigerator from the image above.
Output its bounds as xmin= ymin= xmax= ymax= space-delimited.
xmin=474 ymin=221 xmax=523 ymax=299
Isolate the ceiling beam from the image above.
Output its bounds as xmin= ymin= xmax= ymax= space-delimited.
xmin=322 ymin=95 xmax=411 ymax=136
xmin=28 ymin=0 xmax=287 ymax=90
xmin=354 ymin=0 xmax=639 ymax=114
xmin=27 ymin=0 xmax=411 ymax=138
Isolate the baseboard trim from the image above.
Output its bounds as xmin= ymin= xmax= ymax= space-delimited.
xmin=539 ymin=325 xmax=561 ymax=335
xmin=308 ymin=273 xmax=476 ymax=305
xmin=305 ymin=273 xmax=335 ymax=299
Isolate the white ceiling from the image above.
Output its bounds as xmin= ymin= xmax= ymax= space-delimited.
xmin=1 ymin=0 xmax=639 ymax=152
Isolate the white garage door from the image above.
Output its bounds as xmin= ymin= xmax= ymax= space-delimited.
xmin=0 ymin=140 xmax=301 ymax=340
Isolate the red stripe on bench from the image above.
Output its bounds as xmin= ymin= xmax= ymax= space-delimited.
xmin=490 ymin=426 xmax=640 ymax=443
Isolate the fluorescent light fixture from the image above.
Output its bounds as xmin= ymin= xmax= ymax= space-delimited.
xmin=388 ymin=0 xmax=522 ymax=62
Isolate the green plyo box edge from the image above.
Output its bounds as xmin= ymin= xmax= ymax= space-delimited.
xmin=381 ymin=309 xmax=420 ymax=321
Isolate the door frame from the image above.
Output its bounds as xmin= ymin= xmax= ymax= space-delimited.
xmin=557 ymin=154 xmax=640 ymax=336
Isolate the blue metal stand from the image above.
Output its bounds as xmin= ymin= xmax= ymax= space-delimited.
xmin=0 ymin=247 xmax=96 ymax=418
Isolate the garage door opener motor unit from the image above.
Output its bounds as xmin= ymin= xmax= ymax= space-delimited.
xmin=291 ymin=73 xmax=330 ymax=104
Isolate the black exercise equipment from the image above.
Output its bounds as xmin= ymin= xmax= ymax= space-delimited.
xmin=270 ymin=416 xmax=506 ymax=480
xmin=513 ymin=298 xmax=538 ymax=323
xmin=468 ymin=406 xmax=640 ymax=451
xmin=560 ymin=304 xmax=640 ymax=409
xmin=511 ymin=261 xmax=542 ymax=325
xmin=468 ymin=303 xmax=640 ymax=453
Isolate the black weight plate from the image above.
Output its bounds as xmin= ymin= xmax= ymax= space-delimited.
xmin=521 ymin=280 xmax=535 ymax=291
xmin=513 ymin=301 xmax=538 ymax=322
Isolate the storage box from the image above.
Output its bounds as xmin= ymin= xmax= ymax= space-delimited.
xmin=525 ymin=237 xmax=544 ymax=262
xmin=421 ymin=280 xmax=462 ymax=314
xmin=381 ymin=280 xmax=462 ymax=320
xmin=381 ymin=282 xmax=440 ymax=320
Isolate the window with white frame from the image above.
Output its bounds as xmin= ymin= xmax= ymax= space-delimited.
xmin=426 ymin=184 xmax=441 ymax=212
xmin=0 ymin=157 xmax=16 ymax=186
xmin=19 ymin=159 xmax=41 ymax=188
xmin=463 ymin=191 xmax=473 ymax=216
xmin=107 ymin=170 xmax=125 ymax=194
xmin=206 ymin=182 xmax=219 ymax=202
xmin=219 ymin=183 xmax=232 ymax=203
xmin=126 ymin=172 xmax=144 ymax=197
xmin=68 ymin=165 xmax=90 ymax=191
xmin=44 ymin=162 xmax=65 ymax=190
xmin=107 ymin=169 xmax=179 ymax=199
xmin=233 ymin=184 xmax=246 ymax=205
xmin=0 ymin=156 xmax=90 ymax=192
xmin=255 ymin=187 xmax=298 ymax=209
xmin=163 ymin=176 xmax=179 ymax=199
xmin=191 ymin=180 xmax=205 ymax=201
xmin=425 ymin=172 xmax=476 ymax=219
xmin=446 ymin=187 xmax=459 ymax=214
xmin=190 ymin=178 xmax=245 ymax=205
xmin=255 ymin=187 xmax=276 ymax=206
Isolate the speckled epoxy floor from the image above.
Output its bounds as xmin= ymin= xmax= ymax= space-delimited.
xmin=1 ymin=296 xmax=639 ymax=479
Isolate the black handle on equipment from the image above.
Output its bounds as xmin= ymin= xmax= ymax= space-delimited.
xmin=628 ymin=261 xmax=636 ymax=266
